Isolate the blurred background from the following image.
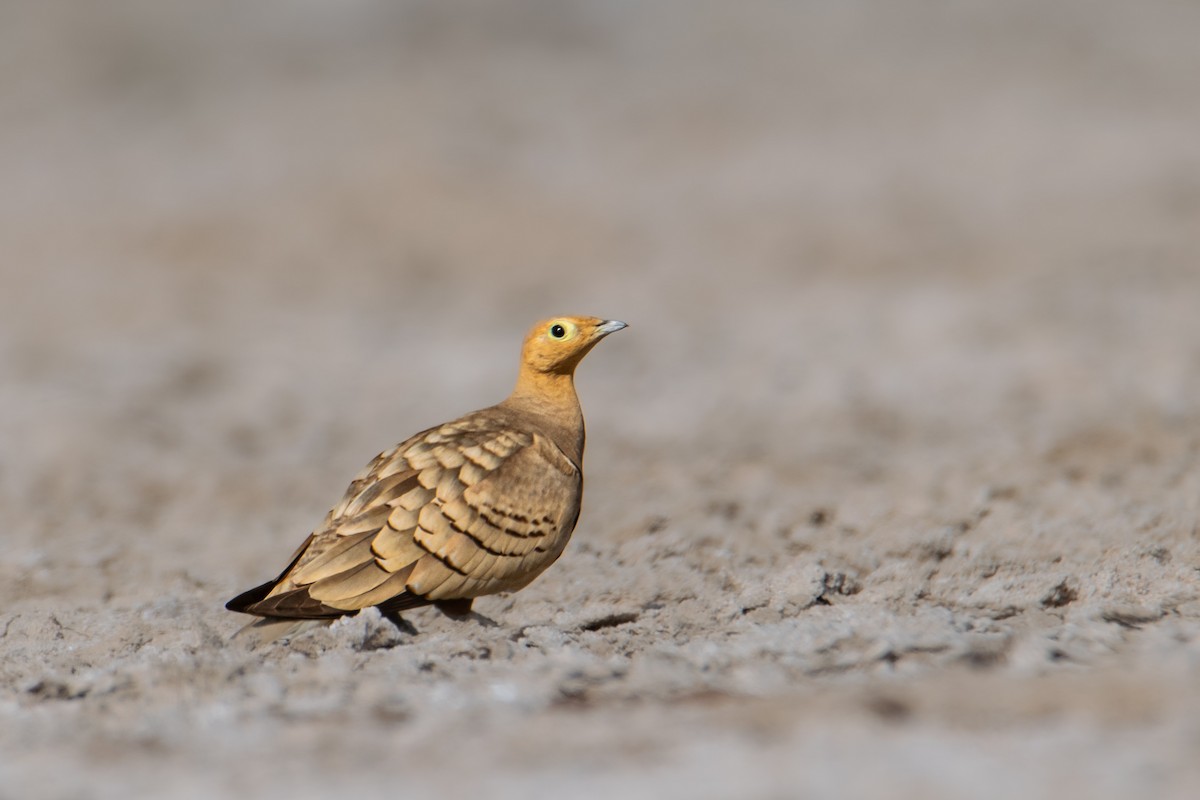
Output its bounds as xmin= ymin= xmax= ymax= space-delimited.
xmin=3 ymin=2 xmax=1200 ymax=797
xmin=5 ymin=0 xmax=1199 ymax=556
xmin=5 ymin=1 xmax=1198 ymax=404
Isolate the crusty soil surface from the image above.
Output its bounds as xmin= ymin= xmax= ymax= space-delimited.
xmin=2 ymin=3 xmax=1199 ymax=798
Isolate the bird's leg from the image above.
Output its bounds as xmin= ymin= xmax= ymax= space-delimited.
xmin=433 ymin=598 xmax=475 ymax=618
xmin=434 ymin=599 xmax=499 ymax=627
xmin=380 ymin=610 xmax=419 ymax=635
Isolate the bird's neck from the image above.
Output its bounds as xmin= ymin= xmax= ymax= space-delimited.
xmin=503 ymin=369 xmax=585 ymax=465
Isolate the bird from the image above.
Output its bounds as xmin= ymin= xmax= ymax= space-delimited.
xmin=226 ymin=316 xmax=626 ymax=638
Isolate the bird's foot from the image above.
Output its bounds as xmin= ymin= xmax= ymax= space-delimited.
xmin=434 ymin=599 xmax=498 ymax=627
xmin=380 ymin=610 xmax=419 ymax=635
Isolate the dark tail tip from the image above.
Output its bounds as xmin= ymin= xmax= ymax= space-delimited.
xmin=225 ymin=579 xmax=276 ymax=614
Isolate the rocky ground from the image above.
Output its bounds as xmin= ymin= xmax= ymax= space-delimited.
xmin=2 ymin=2 xmax=1199 ymax=798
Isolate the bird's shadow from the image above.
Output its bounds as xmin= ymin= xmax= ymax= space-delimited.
xmin=381 ymin=609 xmax=499 ymax=634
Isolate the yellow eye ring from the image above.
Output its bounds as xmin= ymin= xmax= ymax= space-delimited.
xmin=548 ymin=321 xmax=576 ymax=341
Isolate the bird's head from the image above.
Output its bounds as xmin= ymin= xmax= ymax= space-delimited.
xmin=520 ymin=316 xmax=627 ymax=376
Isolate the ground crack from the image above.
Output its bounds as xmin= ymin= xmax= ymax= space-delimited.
xmin=579 ymin=611 xmax=640 ymax=632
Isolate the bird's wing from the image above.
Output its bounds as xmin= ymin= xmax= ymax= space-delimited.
xmin=402 ymin=434 xmax=582 ymax=601
xmin=227 ymin=417 xmax=580 ymax=619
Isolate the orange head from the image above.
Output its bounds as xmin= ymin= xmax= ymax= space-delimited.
xmin=518 ymin=316 xmax=627 ymax=377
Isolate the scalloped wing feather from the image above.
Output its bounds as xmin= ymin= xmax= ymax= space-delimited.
xmin=229 ymin=418 xmax=578 ymax=619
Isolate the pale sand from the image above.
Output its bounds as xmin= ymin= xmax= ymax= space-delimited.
xmin=2 ymin=3 xmax=1199 ymax=798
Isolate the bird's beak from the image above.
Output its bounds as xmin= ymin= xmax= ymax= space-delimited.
xmin=594 ymin=320 xmax=628 ymax=338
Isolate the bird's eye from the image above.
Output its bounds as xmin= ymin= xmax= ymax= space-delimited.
xmin=550 ymin=324 xmax=567 ymax=339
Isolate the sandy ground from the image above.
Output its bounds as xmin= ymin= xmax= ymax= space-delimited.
xmin=2 ymin=2 xmax=1200 ymax=798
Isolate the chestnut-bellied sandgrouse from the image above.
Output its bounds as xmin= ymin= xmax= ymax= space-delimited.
xmin=226 ymin=316 xmax=626 ymax=632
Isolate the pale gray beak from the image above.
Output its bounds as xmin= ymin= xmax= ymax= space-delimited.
xmin=595 ymin=320 xmax=628 ymax=337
